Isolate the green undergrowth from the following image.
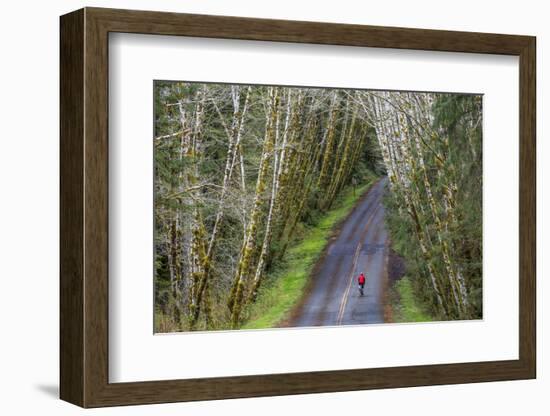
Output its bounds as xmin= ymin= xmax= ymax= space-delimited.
xmin=391 ymin=276 xmax=433 ymax=323
xmin=242 ymin=172 xmax=378 ymax=329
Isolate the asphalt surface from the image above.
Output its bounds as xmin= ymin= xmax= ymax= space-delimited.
xmin=288 ymin=177 xmax=390 ymax=327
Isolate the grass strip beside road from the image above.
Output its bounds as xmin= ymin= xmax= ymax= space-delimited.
xmin=391 ymin=276 xmax=433 ymax=323
xmin=242 ymin=174 xmax=377 ymax=329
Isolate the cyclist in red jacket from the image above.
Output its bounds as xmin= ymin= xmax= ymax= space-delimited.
xmin=358 ymin=272 xmax=366 ymax=296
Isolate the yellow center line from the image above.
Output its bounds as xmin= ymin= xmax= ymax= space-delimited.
xmin=336 ymin=203 xmax=381 ymax=325
xmin=336 ymin=243 xmax=362 ymax=324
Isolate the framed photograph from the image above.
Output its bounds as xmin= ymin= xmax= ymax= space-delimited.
xmin=60 ymin=7 xmax=536 ymax=408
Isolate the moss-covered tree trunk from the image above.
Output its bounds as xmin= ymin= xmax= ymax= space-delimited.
xmin=228 ymin=86 xmax=280 ymax=327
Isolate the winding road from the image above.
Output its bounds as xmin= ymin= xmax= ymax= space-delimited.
xmin=287 ymin=177 xmax=390 ymax=327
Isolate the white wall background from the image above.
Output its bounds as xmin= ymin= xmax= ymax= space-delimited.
xmin=0 ymin=0 xmax=545 ymax=414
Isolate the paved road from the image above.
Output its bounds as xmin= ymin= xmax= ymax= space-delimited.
xmin=288 ymin=177 xmax=390 ymax=327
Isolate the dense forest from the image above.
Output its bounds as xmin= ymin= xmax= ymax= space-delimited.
xmin=154 ymin=81 xmax=482 ymax=332
xmin=369 ymin=92 xmax=483 ymax=320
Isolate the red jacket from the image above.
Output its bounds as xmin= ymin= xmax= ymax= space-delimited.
xmin=358 ymin=274 xmax=366 ymax=285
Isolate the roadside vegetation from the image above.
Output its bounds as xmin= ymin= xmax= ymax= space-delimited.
xmin=376 ymin=93 xmax=483 ymax=321
xmin=391 ymin=277 xmax=433 ymax=323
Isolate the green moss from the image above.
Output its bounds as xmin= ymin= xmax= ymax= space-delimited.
xmin=242 ymin=172 xmax=377 ymax=329
xmin=392 ymin=276 xmax=433 ymax=323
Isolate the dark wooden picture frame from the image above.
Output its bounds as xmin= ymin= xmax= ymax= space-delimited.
xmin=60 ymin=7 xmax=536 ymax=408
